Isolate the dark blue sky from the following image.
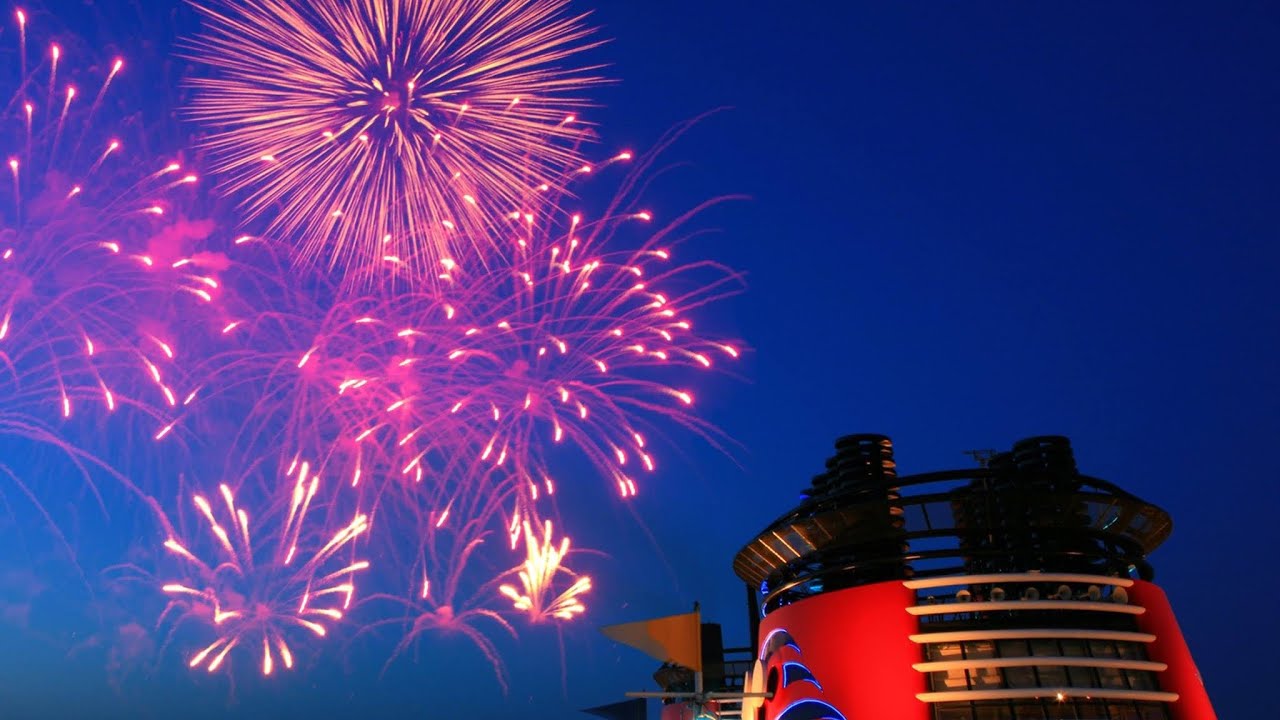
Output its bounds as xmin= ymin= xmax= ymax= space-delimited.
xmin=4 ymin=1 xmax=1276 ymax=718
xmin=586 ymin=2 xmax=1277 ymax=718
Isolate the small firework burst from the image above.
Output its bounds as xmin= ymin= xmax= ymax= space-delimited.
xmin=499 ymin=518 xmax=589 ymax=622
xmin=158 ymin=460 xmax=369 ymax=676
xmin=355 ymin=503 xmax=517 ymax=691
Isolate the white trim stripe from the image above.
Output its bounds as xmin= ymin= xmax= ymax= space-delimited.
xmin=916 ymin=688 xmax=1178 ymax=703
xmin=910 ymin=629 xmax=1156 ymax=644
xmin=912 ymin=657 xmax=1168 ymax=673
xmin=904 ymin=573 xmax=1135 ymax=590
xmin=908 ymin=600 xmax=1144 ymax=617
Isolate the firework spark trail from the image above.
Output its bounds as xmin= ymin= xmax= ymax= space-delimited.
xmin=0 ymin=17 xmax=209 ymax=431
xmin=0 ymin=10 xmax=228 ymax=523
xmin=190 ymin=143 xmax=742 ymax=614
xmin=191 ymin=239 xmax=421 ymax=488
xmin=499 ymin=518 xmax=589 ymax=622
xmin=353 ymin=486 xmax=517 ymax=691
xmin=186 ymin=0 xmax=607 ymax=285
xmin=143 ymin=133 xmax=739 ymax=688
xmin=366 ymin=142 xmax=745 ymax=505
xmin=158 ymin=459 xmax=369 ymax=676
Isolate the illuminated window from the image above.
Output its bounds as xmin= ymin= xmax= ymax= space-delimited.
xmin=925 ymin=636 xmax=1169 ymax=720
xmin=970 ymin=666 xmax=1003 ymax=690
xmin=932 ymin=668 xmax=968 ymax=691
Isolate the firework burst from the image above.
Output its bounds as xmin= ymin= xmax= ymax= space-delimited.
xmin=375 ymin=142 xmax=745 ymax=503
xmin=355 ymin=504 xmax=516 ymax=691
xmin=0 ymin=12 xmax=214 ymax=437
xmin=157 ymin=460 xmax=369 ymax=676
xmin=0 ymin=11 xmax=235 ymax=552
xmin=189 ymin=238 xmax=413 ymax=489
xmin=186 ymin=0 xmax=606 ymax=284
xmin=499 ymin=518 xmax=589 ymax=622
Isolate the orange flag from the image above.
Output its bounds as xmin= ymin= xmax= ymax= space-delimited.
xmin=601 ymin=610 xmax=702 ymax=672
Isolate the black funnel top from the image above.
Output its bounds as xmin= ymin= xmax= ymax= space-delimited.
xmin=805 ymin=433 xmax=896 ymax=500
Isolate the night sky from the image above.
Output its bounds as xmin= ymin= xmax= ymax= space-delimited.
xmin=2 ymin=1 xmax=1276 ymax=718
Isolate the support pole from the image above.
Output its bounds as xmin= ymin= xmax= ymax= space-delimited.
xmin=746 ymin=583 xmax=761 ymax=659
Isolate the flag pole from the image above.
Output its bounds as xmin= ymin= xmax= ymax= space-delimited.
xmin=693 ymin=601 xmax=703 ymax=697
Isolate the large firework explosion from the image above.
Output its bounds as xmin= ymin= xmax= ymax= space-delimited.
xmin=196 ymin=137 xmax=745 ymax=506
xmin=185 ymin=0 xmax=607 ymax=285
xmin=1 ymin=3 xmax=743 ymax=703
xmin=178 ymin=138 xmax=739 ymax=659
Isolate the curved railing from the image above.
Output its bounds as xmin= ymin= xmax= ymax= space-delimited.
xmin=735 ymin=467 xmax=1172 ymax=614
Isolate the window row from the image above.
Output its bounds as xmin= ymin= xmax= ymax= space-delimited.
xmin=925 ymin=638 xmax=1151 ymax=663
xmin=933 ymin=699 xmax=1170 ymax=720
xmin=928 ymin=663 xmax=1160 ymax=692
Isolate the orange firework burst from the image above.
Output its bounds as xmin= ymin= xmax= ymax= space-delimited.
xmin=499 ymin=518 xmax=589 ymax=622
xmin=158 ymin=460 xmax=369 ymax=676
xmin=186 ymin=0 xmax=606 ymax=284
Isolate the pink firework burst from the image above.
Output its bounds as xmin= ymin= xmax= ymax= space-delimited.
xmin=499 ymin=518 xmax=590 ymax=623
xmin=369 ymin=138 xmax=745 ymax=503
xmin=0 ymin=10 xmax=228 ymax=541
xmin=0 ymin=12 xmax=212 ymax=436
xmin=354 ymin=493 xmax=517 ymax=691
xmin=194 ymin=239 xmax=418 ymax=485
